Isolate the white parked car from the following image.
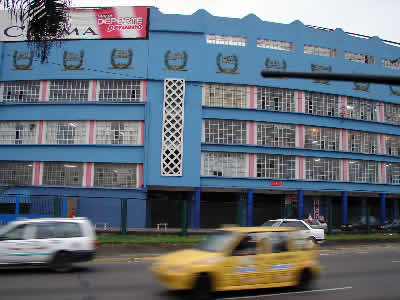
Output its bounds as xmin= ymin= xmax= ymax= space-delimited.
xmin=262 ymin=219 xmax=325 ymax=244
xmin=0 ymin=217 xmax=96 ymax=272
xmin=303 ymin=219 xmax=328 ymax=232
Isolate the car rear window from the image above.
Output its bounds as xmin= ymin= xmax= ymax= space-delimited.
xmin=35 ymin=222 xmax=83 ymax=239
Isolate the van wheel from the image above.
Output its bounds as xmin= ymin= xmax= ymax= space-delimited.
xmin=297 ymin=269 xmax=313 ymax=290
xmin=50 ymin=251 xmax=72 ymax=273
xmin=191 ymin=274 xmax=213 ymax=300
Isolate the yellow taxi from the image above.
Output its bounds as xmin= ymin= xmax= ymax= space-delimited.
xmin=151 ymin=226 xmax=320 ymax=299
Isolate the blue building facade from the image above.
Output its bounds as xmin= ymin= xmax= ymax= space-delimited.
xmin=1 ymin=7 xmax=400 ymax=228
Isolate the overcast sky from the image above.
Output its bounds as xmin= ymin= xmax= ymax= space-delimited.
xmin=71 ymin=0 xmax=399 ymax=43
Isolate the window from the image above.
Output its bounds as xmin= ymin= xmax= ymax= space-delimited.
xmin=348 ymin=160 xmax=379 ymax=183
xmin=98 ymin=80 xmax=141 ymax=102
xmin=1 ymin=81 xmax=41 ymax=103
xmin=35 ymin=222 xmax=82 ymax=239
xmin=257 ymin=39 xmax=294 ymax=51
xmin=305 ymin=157 xmax=341 ymax=181
xmin=256 ymin=87 xmax=295 ymax=112
xmin=0 ymin=121 xmax=37 ymax=144
xmin=256 ymin=154 xmax=296 ymax=179
xmin=45 ymin=121 xmax=87 ymax=144
xmin=382 ymin=59 xmax=400 ymax=70
xmin=384 ymin=103 xmax=400 ymax=125
xmin=256 ymin=122 xmax=296 ymax=148
xmin=95 ymin=121 xmax=140 ymax=144
xmin=2 ymin=224 xmax=28 ymax=240
xmin=202 ymin=152 xmax=247 ymax=177
xmin=42 ymin=162 xmax=83 ymax=186
xmin=282 ymin=221 xmax=308 ymax=230
xmin=48 ymin=80 xmax=89 ymax=102
xmin=386 ymin=163 xmax=400 ymax=184
xmin=304 ymin=92 xmax=339 ymax=116
xmin=204 ymin=119 xmax=247 ymax=144
xmin=206 ymin=34 xmax=247 ymax=46
xmin=385 ymin=135 xmax=400 ymax=156
xmin=344 ymin=51 xmax=375 ymax=64
xmin=304 ymin=127 xmax=340 ymax=151
xmin=204 ymin=84 xmax=247 ymax=108
xmin=345 ymin=97 xmax=379 ymax=121
xmin=304 ymin=45 xmax=336 ymax=58
xmin=347 ymin=130 xmax=378 ymax=154
xmin=0 ymin=161 xmax=33 ymax=185
xmin=93 ymin=163 xmax=137 ymax=188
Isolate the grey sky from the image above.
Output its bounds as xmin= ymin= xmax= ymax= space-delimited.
xmin=71 ymin=0 xmax=399 ymax=42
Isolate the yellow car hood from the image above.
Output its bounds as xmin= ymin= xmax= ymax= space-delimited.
xmin=159 ymin=248 xmax=222 ymax=265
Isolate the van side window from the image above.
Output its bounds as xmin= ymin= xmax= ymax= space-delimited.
xmin=2 ymin=224 xmax=28 ymax=240
xmin=36 ymin=223 xmax=56 ymax=239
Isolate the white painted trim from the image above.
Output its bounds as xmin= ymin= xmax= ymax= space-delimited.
xmin=246 ymin=85 xmax=250 ymax=108
xmin=200 ymin=152 xmax=204 ymax=176
xmin=294 ymin=91 xmax=298 ymax=112
xmin=86 ymin=121 xmax=91 ymax=144
xmin=39 ymin=162 xmax=43 ymax=185
xmin=91 ymin=162 xmax=95 ymax=187
xmin=295 ymin=157 xmax=300 ymax=179
xmin=31 ymin=162 xmax=35 ymax=185
xmin=41 ymin=121 xmax=48 ymax=144
xmin=201 ymin=83 xmax=206 ymax=105
xmin=82 ymin=162 xmax=88 ymax=186
xmin=245 ymin=154 xmax=250 ymax=177
xmin=201 ymin=119 xmax=205 ymax=142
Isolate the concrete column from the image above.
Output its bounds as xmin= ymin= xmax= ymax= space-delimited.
xmin=247 ymin=189 xmax=253 ymax=227
xmin=342 ymin=192 xmax=348 ymax=224
xmin=298 ymin=190 xmax=304 ymax=220
xmin=361 ymin=198 xmax=367 ymax=217
xmin=380 ymin=194 xmax=386 ymax=224
xmin=194 ymin=188 xmax=201 ymax=229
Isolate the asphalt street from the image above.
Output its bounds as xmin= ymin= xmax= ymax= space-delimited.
xmin=0 ymin=246 xmax=399 ymax=300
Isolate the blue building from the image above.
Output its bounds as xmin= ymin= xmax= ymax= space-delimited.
xmin=0 ymin=6 xmax=399 ymax=228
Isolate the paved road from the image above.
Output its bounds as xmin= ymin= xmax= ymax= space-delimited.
xmin=1 ymin=246 xmax=399 ymax=300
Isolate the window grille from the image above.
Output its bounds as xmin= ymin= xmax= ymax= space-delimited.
xmin=347 ymin=130 xmax=378 ymax=154
xmin=304 ymin=45 xmax=337 ymax=58
xmin=256 ymin=122 xmax=296 ymax=148
xmin=48 ymin=80 xmax=89 ymax=102
xmin=256 ymin=87 xmax=295 ymax=112
xmin=344 ymin=51 xmax=375 ymax=64
xmin=382 ymin=59 xmax=400 ymax=70
xmin=0 ymin=121 xmax=37 ymax=144
xmin=206 ymin=34 xmax=247 ymax=46
xmin=204 ymin=119 xmax=247 ymax=144
xmin=161 ymin=79 xmax=185 ymax=176
xmin=1 ymin=81 xmax=40 ymax=103
xmin=256 ymin=39 xmax=294 ymax=51
xmin=202 ymin=152 xmax=247 ymax=177
xmin=95 ymin=121 xmax=140 ymax=144
xmin=93 ymin=163 xmax=137 ymax=188
xmin=385 ymin=135 xmax=400 ymax=156
xmin=384 ymin=102 xmax=400 ymax=125
xmin=305 ymin=157 xmax=340 ymax=181
xmin=304 ymin=92 xmax=339 ymax=117
xmin=256 ymin=154 xmax=295 ymax=179
xmin=45 ymin=121 xmax=87 ymax=144
xmin=348 ymin=160 xmax=379 ymax=183
xmin=345 ymin=97 xmax=379 ymax=121
xmin=0 ymin=161 xmax=33 ymax=185
xmin=304 ymin=126 xmax=340 ymax=150
xmin=42 ymin=162 xmax=83 ymax=186
xmin=386 ymin=163 xmax=400 ymax=184
xmin=204 ymin=84 xmax=247 ymax=108
xmin=98 ymin=80 xmax=141 ymax=102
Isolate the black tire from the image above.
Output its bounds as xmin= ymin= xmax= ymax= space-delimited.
xmin=191 ymin=274 xmax=213 ymax=300
xmin=297 ymin=269 xmax=313 ymax=291
xmin=50 ymin=251 xmax=73 ymax=273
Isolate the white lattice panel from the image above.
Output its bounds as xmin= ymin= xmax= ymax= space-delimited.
xmin=161 ymin=79 xmax=185 ymax=176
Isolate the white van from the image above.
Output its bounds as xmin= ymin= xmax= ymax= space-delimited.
xmin=0 ymin=217 xmax=96 ymax=272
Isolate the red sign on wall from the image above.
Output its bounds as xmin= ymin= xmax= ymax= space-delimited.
xmin=270 ymin=180 xmax=283 ymax=187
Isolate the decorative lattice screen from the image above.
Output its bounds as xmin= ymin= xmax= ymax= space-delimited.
xmin=161 ymin=79 xmax=185 ymax=176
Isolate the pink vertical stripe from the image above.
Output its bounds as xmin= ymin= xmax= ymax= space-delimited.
xmin=249 ymin=154 xmax=255 ymax=177
xmin=297 ymin=91 xmax=303 ymax=113
xmin=138 ymin=164 xmax=143 ymax=188
xmin=249 ymin=86 xmax=255 ymax=108
xmin=249 ymin=121 xmax=255 ymax=144
xmin=38 ymin=120 xmax=44 ymax=144
xmin=341 ymin=96 xmax=346 ymax=117
xmin=91 ymin=80 xmax=97 ymax=101
xmin=40 ymin=81 xmax=47 ymax=101
xmin=380 ymin=134 xmax=385 ymax=154
xmin=142 ymin=80 xmax=147 ymax=102
xmin=298 ymin=125 xmax=304 ymax=148
xmin=342 ymin=129 xmax=347 ymax=151
xmin=34 ymin=162 xmax=41 ymax=185
xmin=86 ymin=162 xmax=93 ymax=187
xmin=380 ymin=162 xmax=386 ymax=183
xmin=140 ymin=121 xmax=145 ymax=144
xmin=379 ymin=102 xmax=384 ymax=122
xmin=343 ymin=160 xmax=349 ymax=181
xmin=89 ymin=121 xmax=95 ymax=144
xmin=298 ymin=157 xmax=304 ymax=179
xmin=133 ymin=7 xmax=148 ymax=38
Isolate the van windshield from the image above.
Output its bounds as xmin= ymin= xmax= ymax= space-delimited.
xmin=196 ymin=230 xmax=237 ymax=252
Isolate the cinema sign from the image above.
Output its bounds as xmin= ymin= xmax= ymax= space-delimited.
xmin=0 ymin=6 xmax=149 ymax=41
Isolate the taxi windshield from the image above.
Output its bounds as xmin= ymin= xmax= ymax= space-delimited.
xmin=196 ymin=230 xmax=237 ymax=252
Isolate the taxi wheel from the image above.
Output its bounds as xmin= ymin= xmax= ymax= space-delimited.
xmin=50 ymin=251 xmax=73 ymax=273
xmin=191 ymin=274 xmax=213 ymax=300
xmin=297 ymin=269 xmax=313 ymax=291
